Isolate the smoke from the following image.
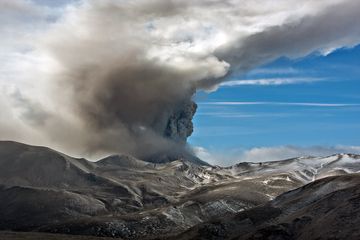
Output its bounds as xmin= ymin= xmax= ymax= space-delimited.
xmin=1 ymin=0 xmax=360 ymax=160
xmin=216 ymin=0 xmax=360 ymax=73
xmin=35 ymin=0 xmax=229 ymax=160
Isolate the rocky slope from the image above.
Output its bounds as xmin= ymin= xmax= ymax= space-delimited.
xmin=0 ymin=141 xmax=359 ymax=239
xmin=0 ymin=231 xmax=114 ymax=240
xmin=175 ymin=173 xmax=360 ymax=240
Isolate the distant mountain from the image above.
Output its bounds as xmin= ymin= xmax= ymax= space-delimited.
xmin=229 ymin=154 xmax=360 ymax=182
xmin=0 ymin=141 xmax=359 ymax=239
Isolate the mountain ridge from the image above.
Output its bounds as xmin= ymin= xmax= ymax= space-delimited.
xmin=0 ymin=140 xmax=359 ymax=239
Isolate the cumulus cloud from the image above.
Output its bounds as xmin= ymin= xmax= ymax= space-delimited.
xmin=238 ymin=145 xmax=360 ymax=163
xmin=192 ymin=146 xmax=219 ymax=166
xmin=1 ymin=0 xmax=360 ymax=160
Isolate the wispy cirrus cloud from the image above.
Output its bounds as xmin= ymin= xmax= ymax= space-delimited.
xmin=199 ymin=102 xmax=360 ymax=107
xmin=220 ymin=77 xmax=323 ymax=87
xmin=196 ymin=112 xmax=300 ymax=118
xmin=248 ymin=67 xmax=299 ymax=75
xmin=196 ymin=112 xmax=256 ymax=117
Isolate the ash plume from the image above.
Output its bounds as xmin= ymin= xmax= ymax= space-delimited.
xmin=1 ymin=0 xmax=360 ymax=161
xmin=36 ymin=0 xmax=229 ymax=160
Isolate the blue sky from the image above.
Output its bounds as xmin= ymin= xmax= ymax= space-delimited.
xmin=190 ymin=45 xmax=360 ymax=162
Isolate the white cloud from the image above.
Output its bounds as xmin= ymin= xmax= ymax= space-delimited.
xmin=220 ymin=77 xmax=323 ymax=87
xmin=249 ymin=67 xmax=299 ymax=75
xmin=192 ymin=146 xmax=219 ymax=166
xmin=196 ymin=112 xmax=299 ymax=118
xmin=0 ymin=0 xmax=61 ymax=52
xmin=239 ymin=145 xmax=360 ymax=163
xmin=194 ymin=145 xmax=360 ymax=166
xmin=200 ymin=102 xmax=360 ymax=107
xmin=196 ymin=112 xmax=256 ymax=118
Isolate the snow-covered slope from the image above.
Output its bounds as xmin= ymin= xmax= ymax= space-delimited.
xmin=224 ymin=153 xmax=360 ymax=185
xmin=176 ymin=173 xmax=360 ymax=240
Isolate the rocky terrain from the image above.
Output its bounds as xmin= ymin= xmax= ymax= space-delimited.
xmin=0 ymin=141 xmax=359 ymax=239
xmin=0 ymin=231 xmax=114 ymax=240
xmin=175 ymin=173 xmax=360 ymax=240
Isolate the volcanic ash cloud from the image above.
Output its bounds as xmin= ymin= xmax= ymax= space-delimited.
xmin=1 ymin=0 xmax=360 ymax=160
